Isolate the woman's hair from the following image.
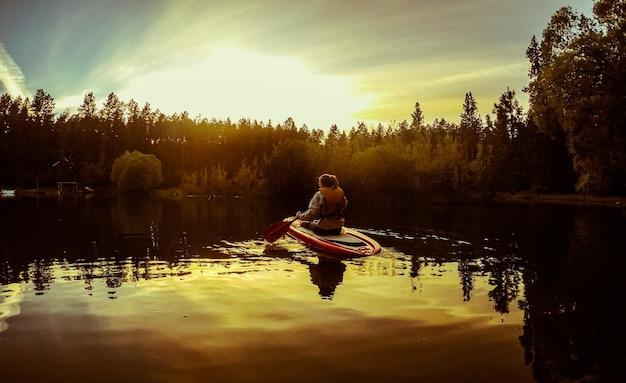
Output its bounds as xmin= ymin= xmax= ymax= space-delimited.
xmin=319 ymin=174 xmax=339 ymax=188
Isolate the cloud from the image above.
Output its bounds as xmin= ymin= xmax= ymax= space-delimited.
xmin=0 ymin=43 xmax=31 ymax=99
xmin=116 ymin=48 xmax=376 ymax=129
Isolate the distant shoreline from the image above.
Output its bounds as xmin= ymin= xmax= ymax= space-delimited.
xmin=491 ymin=192 xmax=625 ymax=209
xmin=4 ymin=187 xmax=625 ymax=209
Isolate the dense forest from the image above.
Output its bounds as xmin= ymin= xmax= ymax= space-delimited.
xmin=1 ymin=2 xmax=625 ymax=199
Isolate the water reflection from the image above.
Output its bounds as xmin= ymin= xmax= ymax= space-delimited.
xmin=515 ymin=208 xmax=626 ymax=383
xmin=1 ymin=196 xmax=625 ymax=382
xmin=10 ymin=250 xmax=351 ymax=302
xmin=3 ymin=244 xmax=525 ymax=307
xmin=0 ymin=282 xmax=22 ymax=333
xmin=305 ymin=256 xmax=346 ymax=299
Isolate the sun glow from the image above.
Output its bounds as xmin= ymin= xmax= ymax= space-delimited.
xmin=117 ymin=48 xmax=375 ymax=129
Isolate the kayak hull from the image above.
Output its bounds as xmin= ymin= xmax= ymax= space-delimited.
xmin=286 ymin=219 xmax=381 ymax=257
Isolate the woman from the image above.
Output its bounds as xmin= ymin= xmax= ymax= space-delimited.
xmin=296 ymin=174 xmax=348 ymax=236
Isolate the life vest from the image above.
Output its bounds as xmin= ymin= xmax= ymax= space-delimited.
xmin=319 ymin=186 xmax=345 ymax=217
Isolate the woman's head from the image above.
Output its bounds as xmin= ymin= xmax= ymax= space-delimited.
xmin=319 ymin=174 xmax=339 ymax=188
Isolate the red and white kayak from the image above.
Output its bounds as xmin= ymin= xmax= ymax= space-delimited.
xmin=286 ymin=219 xmax=381 ymax=257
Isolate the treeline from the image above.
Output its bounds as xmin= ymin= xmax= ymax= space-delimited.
xmin=1 ymin=2 xmax=625 ymax=199
xmin=0 ymin=88 xmax=571 ymax=200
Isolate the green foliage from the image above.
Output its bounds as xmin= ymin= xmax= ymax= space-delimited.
xmin=180 ymin=160 xmax=264 ymax=197
xmin=232 ymin=159 xmax=264 ymax=196
xmin=80 ymin=163 xmax=107 ymax=187
xmin=527 ymin=2 xmax=626 ymax=194
xmin=264 ymin=140 xmax=315 ymax=198
xmin=0 ymin=78 xmax=618 ymax=199
xmin=180 ymin=168 xmax=208 ymax=195
xmin=350 ymin=144 xmax=416 ymax=199
xmin=458 ymin=92 xmax=482 ymax=161
xmin=111 ymin=151 xmax=163 ymax=193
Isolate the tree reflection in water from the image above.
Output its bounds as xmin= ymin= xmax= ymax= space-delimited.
xmin=30 ymin=260 xmax=54 ymax=294
xmin=517 ymin=213 xmax=626 ymax=383
xmin=0 ymin=196 xmax=624 ymax=382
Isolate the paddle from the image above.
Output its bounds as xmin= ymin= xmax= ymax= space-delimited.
xmin=262 ymin=217 xmax=297 ymax=243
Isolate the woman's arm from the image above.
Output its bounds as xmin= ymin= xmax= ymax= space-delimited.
xmin=298 ymin=191 xmax=323 ymax=220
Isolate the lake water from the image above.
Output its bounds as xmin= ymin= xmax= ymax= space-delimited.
xmin=1 ymin=195 xmax=625 ymax=383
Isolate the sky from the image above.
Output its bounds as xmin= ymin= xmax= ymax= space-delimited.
xmin=0 ymin=0 xmax=594 ymax=131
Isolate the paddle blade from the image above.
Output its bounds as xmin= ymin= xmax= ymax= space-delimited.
xmin=262 ymin=219 xmax=294 ymax=243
